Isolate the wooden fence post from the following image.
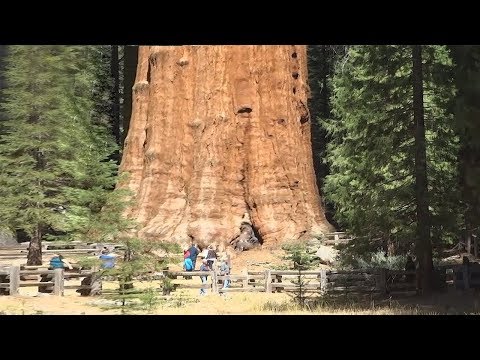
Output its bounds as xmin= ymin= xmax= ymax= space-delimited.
xmin=378 ymin=268 xmax=387 ymax=295
xmin=320 ymin=269 xmax=327 ymax=294
xmin=463 ymin=264 xmax=470 ymax=290
xmin=9 ymin=266 xmax=20 ymax=295
xmin=475 ymin=235 xmax=478 ymax=259
xmin=265 ymin=270 xmax=272 ymax=293
xmin=54 ymin=268 xmax=64 ymax=296
xmin=467 ymin=232 xmax=472 ymax=255
xmin=211 ymin=271 xmax=218 ymax=294
xmin=242 ymin=268 xmax=248 ymax=288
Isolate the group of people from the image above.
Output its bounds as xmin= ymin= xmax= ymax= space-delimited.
xmin=48 ymin=247 xmax=116 ymax=271
xmin=183 ymin=243 xmax=231 ymax=295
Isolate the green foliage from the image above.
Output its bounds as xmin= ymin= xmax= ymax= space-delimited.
xmin=346 ymin=251 xmax=407 ymax=270
xmin=99 ymin=237 xmax=181 ymax=314
xmin=308 ymin=45 xmax=348 ymax=194
xmin=281 ymin=242 xmax=319 ymax=308
xmin=323 ymin=45 xmax=460 ymax=259
xmin=282 ymin=242 xmax=318 ymax=270
xmin=450 ymin=46 xmax=480 ymax=235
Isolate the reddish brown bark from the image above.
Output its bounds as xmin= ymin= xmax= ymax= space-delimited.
xmin=119 ymin=46 xmax=333 ymax=250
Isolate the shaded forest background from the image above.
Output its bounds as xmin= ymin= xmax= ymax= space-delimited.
xmin=0 ymin=45 xmax=479 ymax=279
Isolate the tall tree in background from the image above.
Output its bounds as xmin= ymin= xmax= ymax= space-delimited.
xmin=119 ymin=46 xmax=333 ymax=250
xmin=0 ymin=46 xmax=6 ymax=128
xmin=451 ymin=45 xmax=480 ymax=255
xmin=324 ymin=45 xmax=459 ymax=272
xmin=307 ymin=45 xmax=346 ymax=225
xmin=111 ymin=45 xmax=121 ymax=147
xmin=122 ymin=45 xmax=138 ymax=147
xmin=0 ymin=46 xmax=119 ymax=265
xmin=412 ymin=45 xmax=432 ymax=293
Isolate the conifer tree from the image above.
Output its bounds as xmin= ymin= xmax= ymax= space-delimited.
xmin=451 ymin=45 xmax=480 ymax=251
xmin=324 ymin=45 xmax=459 ymax=268
xmin=0 ymin=45 xmax=119 ymax=264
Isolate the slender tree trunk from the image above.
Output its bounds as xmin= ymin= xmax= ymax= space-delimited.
xmin=27 ymin=224 xmax=42 ymax=265
xmin=0 ymin=45 xmax=6 ymax=124
xmin=119 ymin=46 xmax=333 ymax=250
xmin=122 ymin=45 xmax=138 ymax=147
xmin=111 ymin=45 xmax=121 ymax=147
xmin=412 ymin=45 xmax=432 ymax=294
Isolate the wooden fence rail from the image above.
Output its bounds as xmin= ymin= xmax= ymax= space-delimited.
xmin=0 ymin=266 xmax=97 ymax=296
xmin=0 ymin=243 xmax=125 ymax=259
xmin=0 ymin=263 xmax=474 ymax=298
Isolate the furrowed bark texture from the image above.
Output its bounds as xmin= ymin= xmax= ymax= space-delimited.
xmin=119 ymin=45 xmax=333 ymax=250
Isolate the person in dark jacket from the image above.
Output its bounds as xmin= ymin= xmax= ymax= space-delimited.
xmin=205 ymin=245 xmax=217 ymax=271
xmin=188 ymin=243 xmax=199 ymax=270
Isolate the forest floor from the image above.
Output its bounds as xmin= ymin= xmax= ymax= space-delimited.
xmin=0 ymin=283 xmax=479 ymax=315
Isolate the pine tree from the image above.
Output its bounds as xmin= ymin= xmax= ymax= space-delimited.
xmin=308 ymin=45 xmax=347 ymax=225
xmin=324 ymin=46 xmax=459 ymax=264
xmin=99 ymin=238 xmax=181 ymax=314
xmin=0 ymin=45 xmax=120 ymax=264
xmin=451 ymin=45 xmax=480 ymax=252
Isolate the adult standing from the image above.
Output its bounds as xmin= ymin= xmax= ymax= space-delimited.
xmin=188 ymin=243 xmax=199 ymax=270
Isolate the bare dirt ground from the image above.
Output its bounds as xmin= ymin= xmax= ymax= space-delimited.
xmin=1 ymin=276 xmax=479 ymax=315
xmin=1 ymin=249 xmax=479 ymax=315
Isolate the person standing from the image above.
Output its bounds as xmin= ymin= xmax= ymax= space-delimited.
xmin=188 ymin=243 xmax=199 ymax=270
xmin=199 ymin=259 xmax=211 ymax=295
xmin=219 ymin=258 xmax=230 ymax=289
xmin=99 ymin=248 xmax=117 ymax=269
xmin=205 ymin=245 xmax=217 ymax=271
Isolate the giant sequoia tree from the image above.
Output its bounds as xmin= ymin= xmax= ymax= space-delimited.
xmin=119 ymin=45 xmax=333 ymax=250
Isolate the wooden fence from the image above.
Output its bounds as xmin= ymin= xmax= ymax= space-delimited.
xmin=0 ymin=242 xmax=123 ymax=260
xmin=323 ymin=232 xmax=353 ymax=246
xmin=0 ymin=265 xmax=463 ymax=297
xmin=0 ymin=265 xmax=98 ymax=296
xmin=163 ymin=267 xmax=453 ymax=296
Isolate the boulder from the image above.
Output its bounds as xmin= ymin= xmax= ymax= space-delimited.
xmin=0 ymin=228 xmax=17 ymax=246
xmin=315 ymin=245 xmax=339 ymax=265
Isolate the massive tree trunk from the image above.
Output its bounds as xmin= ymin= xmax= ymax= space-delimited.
xmin=119 ymin=46 xmax=333 ymax=250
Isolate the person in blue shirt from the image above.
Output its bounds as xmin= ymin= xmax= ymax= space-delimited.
xmin=219 ymin=258 xmax=230 ymax=289
xmin=99 ymin=248 xmax=116 ymax=269
xmin=49 ymin=254 xmax=73 ymax=270
xmin=188 ymin=243 xmax=199 ymax=270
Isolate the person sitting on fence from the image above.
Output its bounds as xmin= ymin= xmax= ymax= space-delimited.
xmin=40 ymin=254 xmax=73 ymax=293
xmin=199 ymin=259 xmax=211 ymax=295
xmin=219 ymin=258 xmax=230 ymax=289
xmin=99 ymin=248 xmax=116 ymax=269
xmin=405 ymin=255 xmax=415 ymax=284
xmin=49 ymin=254 xmax=73 ymax=270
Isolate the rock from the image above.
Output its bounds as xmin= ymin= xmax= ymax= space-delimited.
xmin=315 ymin=245 xmax=339 ymax=265
xmin=0 ymin=228 xmax=17 ymax=246
xmin=231 ymin=222 xmax=261 ymax=252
